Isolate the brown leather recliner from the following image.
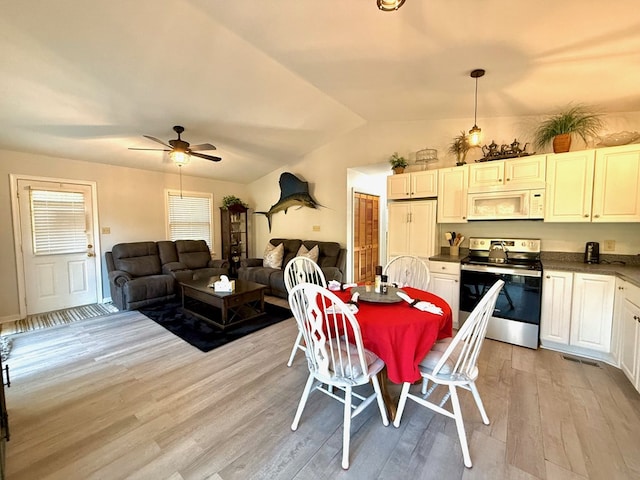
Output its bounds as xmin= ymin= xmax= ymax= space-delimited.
xmin=106 ymin=241 xmax=175 ymax=311
xmin=106 ymin=240 xmax=229 ymax=310
xmin=158 ymin=239 xmax=229 ymax=283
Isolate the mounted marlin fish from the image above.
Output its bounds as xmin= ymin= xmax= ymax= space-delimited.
xmin=256 ymin=172 xmax=321 ymax=232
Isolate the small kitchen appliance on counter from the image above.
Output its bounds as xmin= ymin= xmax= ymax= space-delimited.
xmin=584 ymin=242 xmax=600 ymax=264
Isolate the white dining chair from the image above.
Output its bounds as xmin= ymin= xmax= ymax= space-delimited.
xmin=392 ymin=279 xmax=504 ymax=468
xmin=284 ymin=256 xmax=327 ymax=367
xmin=383 ymin=255 xmax=430 ymax=290
xmin=288 ymin=283 xmax=389 ymax=469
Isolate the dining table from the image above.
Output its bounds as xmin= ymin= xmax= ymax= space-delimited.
xmin=332 ymin=285 xmax=453 ymax=418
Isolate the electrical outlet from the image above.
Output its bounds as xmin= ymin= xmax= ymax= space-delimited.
xmin=604 ymin=239 xmax=615 ymax=251
xmin=312 ymin=225 xmax=321 ymax=232
xmin=101 ymin=226 xmax=111 ymax=235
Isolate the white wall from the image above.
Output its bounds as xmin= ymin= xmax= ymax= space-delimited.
xmin=247 ymin=111 xmax=640 ymax=277
xmin=0 ymin=149 xmax=249 ymax=320
xmin=438 ymin=221 xmax=640 ymax=256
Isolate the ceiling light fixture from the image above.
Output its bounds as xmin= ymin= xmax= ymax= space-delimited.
xmin=169 ymin=150 xmax=190 ymax=198
xmin=468 ymin=68 xmax=485 ymax=146
xmin=169 ymin=149 xmax=190 ymax=166
xmin=377 ymin=0 xmax=405 ymax=11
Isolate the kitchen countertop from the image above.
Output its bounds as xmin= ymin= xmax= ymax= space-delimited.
xmin=429 ymin=253 xmax=464 ymax=263
xmin=541 ymin=260 xmax=640 ymax=288
xmin=429 ymin=250 xmax=640 ymax=287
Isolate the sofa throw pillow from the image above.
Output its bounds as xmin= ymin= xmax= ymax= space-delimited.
xmin=263 ymin=242 xmax=284 ymax=269
xmin=296 ymin=244 xmax=320 ymax=263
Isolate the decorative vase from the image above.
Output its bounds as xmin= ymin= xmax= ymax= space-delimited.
xmin=552 ymin=133 xmax=571 ymax=153
xmin=393 ymin=167 xmax=405 ymax=174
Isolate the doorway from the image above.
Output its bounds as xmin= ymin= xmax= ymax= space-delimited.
xmin=352 ymin=192 xmax=380 ymax=284
xmin=12 ymin=176 xmax=102 ymax=316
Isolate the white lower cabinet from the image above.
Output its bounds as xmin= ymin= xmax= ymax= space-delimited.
xmin=617 ymin=280 xmax=640 ymax=390
xmin=429 ymin=261 xmax=460 ymax=328
xmin=540 ymin=270 xmax=573 ymax=344
xmin=540 ymin=270 xmax=615 ymax=359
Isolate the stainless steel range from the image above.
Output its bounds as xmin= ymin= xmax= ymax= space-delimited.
xmin=459 ymin=237 xmax=542 ymax=349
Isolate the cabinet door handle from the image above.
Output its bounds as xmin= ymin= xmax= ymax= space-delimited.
xmin=584 ymin=214 xmax=589 ymax=217
xmin=505 ymin=178 xmax=510 ymax=181
xmin=594 ymin=214 xmax=600 ymax=218
xmin=546 ymin=275 xmax=550 ymax=279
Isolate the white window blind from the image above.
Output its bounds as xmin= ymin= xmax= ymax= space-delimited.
xmin=30 ymin=189 xmax=87 ymax=255
xmin=167 ymin=191 xmax=213 ymax=249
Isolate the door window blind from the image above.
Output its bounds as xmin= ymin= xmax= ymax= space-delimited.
xmin=167 ymin=192 xmax=213 ymax=249
xmin=30 ymin=189 xmax=87 ymax=255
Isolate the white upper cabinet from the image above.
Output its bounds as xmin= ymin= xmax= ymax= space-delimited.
xmin=437 ymin=165 xmax=468 ymax=223
xmin=468 ymin=155 xmax=546 ymax=193
xmin=545 ymin=145 xmax=640 ymax=222
xmin=592 ymin=145 xmax=640 ymax=222
xmin=545 ymin=150 xmax=595 ymax=222
xmin=387 ymin=171 xmax=438 ymax=200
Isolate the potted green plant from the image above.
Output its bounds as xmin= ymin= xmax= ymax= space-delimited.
xmin=221 ymin=195 xmax=249 ymax=213
xmin=533 ymin=104 xmax=604 ymax=153
xmin=448 ymin=131 xmax=471 ymax=165
xmin=389 ymin=152 xmax=408 ymax=174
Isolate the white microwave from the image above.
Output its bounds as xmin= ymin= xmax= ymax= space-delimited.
xmin=467 ymin=189 xmax=545 ymax=220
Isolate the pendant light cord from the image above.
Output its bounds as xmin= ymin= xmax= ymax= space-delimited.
xmin=473 ymin=77 xmax=478 ymax=126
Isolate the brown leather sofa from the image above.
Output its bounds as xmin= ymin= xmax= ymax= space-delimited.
xmin=237 ymin=238 xmax=345 ymax=298
xmin=106 ymin=240 xmax=228 ymax=310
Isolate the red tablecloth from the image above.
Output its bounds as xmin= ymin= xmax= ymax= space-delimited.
xmin=334 ymin=287 xmax=452 ymax=384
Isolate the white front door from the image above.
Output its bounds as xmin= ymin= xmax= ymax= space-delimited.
xmin=17 ymin=179 xmax=98 ymax=314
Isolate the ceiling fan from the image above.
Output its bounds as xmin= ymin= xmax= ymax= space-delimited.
xmin=129 ymin=125 xmax=222 ymax=163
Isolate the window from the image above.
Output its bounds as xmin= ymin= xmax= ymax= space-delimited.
xmin=166 ymin=190 xmax=213 ymax=250
xmin=30 ymin=189 xmax=88 ymax=255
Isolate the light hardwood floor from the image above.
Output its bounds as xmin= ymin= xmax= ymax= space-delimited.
xmin=4 ymin=304 xmax=640 ymax=480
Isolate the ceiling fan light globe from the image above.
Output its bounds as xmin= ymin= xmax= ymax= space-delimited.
xmin=170 ymin=150 xmax=190 ymax=166
xmin=377 ymin=0 xmax=405 ymax=11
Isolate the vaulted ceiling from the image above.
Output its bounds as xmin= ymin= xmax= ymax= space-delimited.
xmin=1 ymin=0 xmax=639 ymax=182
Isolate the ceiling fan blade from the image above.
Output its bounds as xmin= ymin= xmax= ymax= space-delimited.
xmin=128 ymin=147 xmax=171 ymax=151
xmin=189 ymin=143 xmax=217 ymax=151
xmin=191 ymin=151 xmax=222 ymax=162
xmin=143 ymin=135 xmax=172 ymax=148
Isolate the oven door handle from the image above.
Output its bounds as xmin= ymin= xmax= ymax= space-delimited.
xmin=461 ymin=264 xmax=542 ymax=278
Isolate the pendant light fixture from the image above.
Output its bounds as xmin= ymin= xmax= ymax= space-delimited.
xmin=377 ymin=0 xmax=405 ymax=11
xmin=468 ymin=68 xmax=485 ymax=146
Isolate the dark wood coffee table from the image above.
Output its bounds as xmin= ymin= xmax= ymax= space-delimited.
xmin=179 ymin=277 xmax=267 ymax=329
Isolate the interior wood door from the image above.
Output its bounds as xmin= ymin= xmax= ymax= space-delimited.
xmin=353 ymin=192 xmax=379 ymax=284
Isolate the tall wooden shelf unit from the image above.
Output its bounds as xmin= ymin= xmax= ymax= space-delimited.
xmin=220 ymin=205 xmax=249 ymax=277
